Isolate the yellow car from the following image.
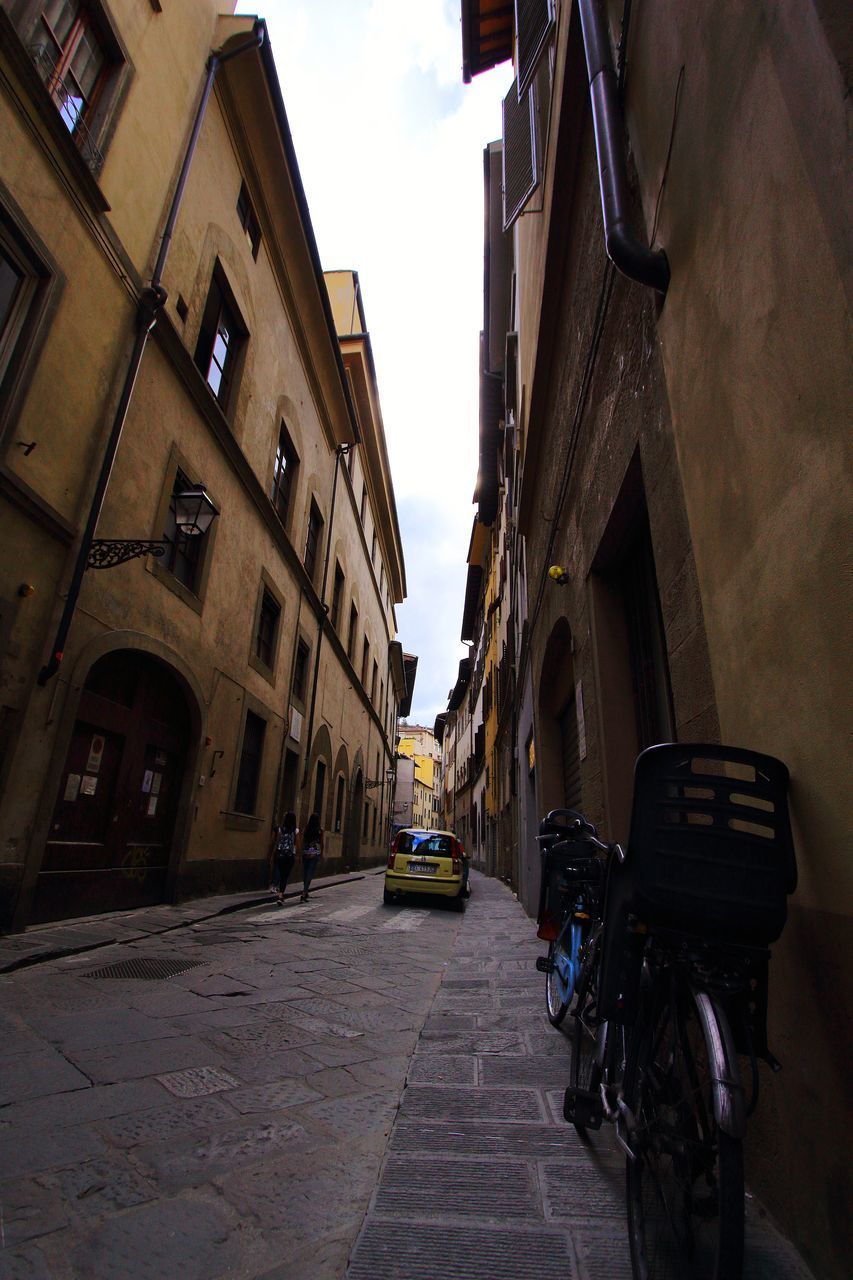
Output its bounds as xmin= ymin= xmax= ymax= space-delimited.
xmin=384 ymin=828 xmax=468 ymax=910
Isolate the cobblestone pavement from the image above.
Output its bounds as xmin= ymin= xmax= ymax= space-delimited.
xmin=347 ymin=873 xmax=815 ymax=1280
xmin=0 ymin=871 xmax=813 ymax=1279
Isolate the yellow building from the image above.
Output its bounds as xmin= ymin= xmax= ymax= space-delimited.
xmin=0 ymin=2 xmax=406 ymax=927
xmin=398 ymin=725 xmax=440 ymax=830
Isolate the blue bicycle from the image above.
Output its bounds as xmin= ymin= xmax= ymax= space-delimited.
xmin=535 ymin=809 xmax=608 ymax=1027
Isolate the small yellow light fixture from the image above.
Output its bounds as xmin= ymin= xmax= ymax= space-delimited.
xmin=17 ymin=583 xmax=36 ymax=598
xmin=548 ymin=565 xmax=569 ymax=586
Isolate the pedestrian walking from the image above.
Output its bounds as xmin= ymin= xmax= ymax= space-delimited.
xmin=298 ymin=811 xmax=323 ymax=901
xmin=269 ymin=811 xmax=298 ymax=904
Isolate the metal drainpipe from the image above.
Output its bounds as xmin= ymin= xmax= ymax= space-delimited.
xmin=301 ymin=444 xmax=351 ymax=796
xmin=37 ymin=24 xmax=265 ymax=686
xmin=577 ymin=0 xmax=669 ymax=295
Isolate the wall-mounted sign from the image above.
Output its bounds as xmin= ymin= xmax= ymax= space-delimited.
xmin=64 ymin=773 xmax=81 ymax=802
xmin=142 ymin=770 xmax=153 ymax=794
xmin=80 ymin=775 xmax=98 ymax=796
xmin=290 ymin=707 xmax=303 ymax=743
xmin=86 ymin=735 xmax=105 ymax=774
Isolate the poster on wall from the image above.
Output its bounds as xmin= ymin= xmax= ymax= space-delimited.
xmin=80 ymin=775 xmax=98 ymax=796
xmin=63 ymin=773 xmax=81 ymax=802
xmin=86 ymin=735 xmax=105 ymax=774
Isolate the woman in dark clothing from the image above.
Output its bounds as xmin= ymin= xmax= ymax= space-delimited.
xmin=298 ymin=811 xmax=323 ymax=901
xmin=269 ymin=811 xmax=297 ymax=904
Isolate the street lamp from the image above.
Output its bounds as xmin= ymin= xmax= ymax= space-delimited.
xmin=87 ymin=485 xmax=219 ymax=569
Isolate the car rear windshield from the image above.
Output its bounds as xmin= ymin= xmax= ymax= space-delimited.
xmin=397 ymin=832 xmax=453 ymax=856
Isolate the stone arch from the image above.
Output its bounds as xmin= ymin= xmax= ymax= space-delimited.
xmin=331 ymin=743 xmax=350 ymax=839
xmin=303 ymin=723 xmax=332 ymax=831
xmin=346 ymin=747 xmax=365 ymax=870
xmin=19 ymin=631 xmax=204 ymax=927
xmin=536 ymin=616 xmax=581 ymax=816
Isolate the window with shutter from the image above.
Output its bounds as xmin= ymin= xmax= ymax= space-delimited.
xmin=502 ymin=78 xmax=538 ymax=230
xmin=515 ymin=0 xmax=555 ymax=98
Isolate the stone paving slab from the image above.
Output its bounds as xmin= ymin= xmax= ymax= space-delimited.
xmin=346 ymin=872 xmax=816 ymax=1280
xmin=0 ymin=868 xmax=816 ymax=1279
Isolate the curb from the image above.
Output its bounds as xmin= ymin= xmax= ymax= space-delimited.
xmin=0 ymin=869 xmax=381 ymax=975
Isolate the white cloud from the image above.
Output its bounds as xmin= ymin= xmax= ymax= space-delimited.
xmin=237 ymin=0 xmax=509 ymax=723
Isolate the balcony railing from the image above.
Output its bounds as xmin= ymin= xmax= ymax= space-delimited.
xmin=30 ymin=45 xmax=105 ymax=175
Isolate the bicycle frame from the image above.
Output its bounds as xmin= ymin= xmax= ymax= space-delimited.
xmin=551 ymin=903 xmax=587 ymax=1004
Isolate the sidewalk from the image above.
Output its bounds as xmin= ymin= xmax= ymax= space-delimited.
xmin=0 ymin=867 xmax=378 ymax=974
xmin=347 ymin=872 xmax=815 ymax=1280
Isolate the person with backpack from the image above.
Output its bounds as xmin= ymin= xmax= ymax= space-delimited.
xmin=269 ymin=811 xmax=298 ymax=904
xmin=297 ymin=811 xmax=323 ymax=902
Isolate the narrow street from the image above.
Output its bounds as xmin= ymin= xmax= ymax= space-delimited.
xmin=1 ymin=873 xmax=813 ymax=1279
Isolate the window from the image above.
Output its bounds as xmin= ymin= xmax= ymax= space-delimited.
xmin=330 ymin=562 xmax=344 ymax=631
xmin=26 ymin=1 xmax=126 ymax=174
xmin=270 ymin=422 xmax=298 ymax=528
xmin=371 ymin=529 xmax=377 ymax=564
xmin=292 ymin=638 xmax=309 ymax=703
xmin=255 ymin=589 xmax=280 ymax=670
xmin=360 ymin=484 xmax=367 ymax=523
xmin=361 ymin=637 xmax=369 ymax=686
xmin=194 ymin=264 xmax=247 ymax=412
xmin=362 ymin=800 xmax=370 ymax=838
xmin=313 ymin=759 xmax=326 ymax=821
xmin=303 ymin=499 xmax=324 ymax=583
xmin=371 ymin=807 xmax=377 ymax=841
xmin=502 ymin=78 xmax=538 ymax=229
xmin=347 ymin=603 xmax=358 ymax=661
xmin=236 ymin=181 xmax=261 ymax=259
xmin=0 ymin=212 xmax=52 ymax=421
xmin=161 ymin=467 xmax=207 ymax=593
xmin=334 ymin=774 xmax=345 ymax=833
xmin=515 ymin=0 xmax=555 ymax=96
xmin=371 ymin=659 xmax=378 ymax=704
xmin=234 ymin=710 xmax=266 ymax=815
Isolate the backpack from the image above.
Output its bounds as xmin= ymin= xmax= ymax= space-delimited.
xmin=275 ymin=828 xmax=295 ymax=859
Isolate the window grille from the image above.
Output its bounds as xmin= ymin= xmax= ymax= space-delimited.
xmin=502 ymin=78 xmax=538 ymax=230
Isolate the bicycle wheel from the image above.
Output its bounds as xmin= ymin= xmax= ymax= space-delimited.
xmin=625 ymin=979 xmax=744 ymax=1280
xmin=546 ymin=941 xmax=570 ymax=1026
xmin=569 ymin=935 xmax=601 ymax=1134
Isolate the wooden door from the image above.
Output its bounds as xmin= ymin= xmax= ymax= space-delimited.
xmin=34 ymin=651 xmax=190 ymax=923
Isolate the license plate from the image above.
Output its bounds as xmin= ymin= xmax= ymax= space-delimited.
xmin=408 ymin=861 xmax=438 ymax=874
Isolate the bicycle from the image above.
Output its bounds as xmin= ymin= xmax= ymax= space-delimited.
xmin=534 ymin=809 xmax=608 ymax=1027
xmin=562 ymin=743 xmax=797 ymax=1280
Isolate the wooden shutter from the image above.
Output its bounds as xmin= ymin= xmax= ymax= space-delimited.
xmin=502 ymin=79 xmax=538 ymax=230
xmin=515 ymin=0 xmax=555 ymax=97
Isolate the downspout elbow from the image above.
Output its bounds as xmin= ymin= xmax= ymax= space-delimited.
xmin=579 ymin=0 xmax=670 ymax=297
xmin=605 ymin=221 xmax=670 ymax=294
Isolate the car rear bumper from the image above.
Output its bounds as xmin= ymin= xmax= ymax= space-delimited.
xmin=385 ymin=871 xmax=463 ymax=898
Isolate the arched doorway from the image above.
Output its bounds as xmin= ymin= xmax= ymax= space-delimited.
xmin=346 ymin=768 xmax=364 ymax=870
xmin=33 ymin=650 xmax=192 ymax=923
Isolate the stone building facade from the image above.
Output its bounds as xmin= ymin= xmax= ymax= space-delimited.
xmin=0 ymin=2 xmax=408 ymax=929
xmin=458 ymin=1 xmax=851 ymax=1275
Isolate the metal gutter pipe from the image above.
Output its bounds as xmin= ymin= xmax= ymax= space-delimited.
xmin=37 ymin=24 xmax=266 ymax=686
xmin=577 ymin=0 xmax=670 ymax=294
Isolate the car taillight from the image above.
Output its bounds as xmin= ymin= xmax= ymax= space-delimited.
xmin=452 ymin=840 xmax=462 ymax=874
xmin=387 ymin=851 xmax=396 ymax=869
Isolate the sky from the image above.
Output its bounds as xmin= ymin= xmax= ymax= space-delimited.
xmin=234 ymin=0 xmax=510 ymax=728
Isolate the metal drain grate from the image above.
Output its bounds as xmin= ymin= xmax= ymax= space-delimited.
xmin=84 ymin=956 xmax=205 ymax=981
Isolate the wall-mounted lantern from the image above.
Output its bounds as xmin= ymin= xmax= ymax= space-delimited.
xmin=87 ymin=485 xmax=219 ymax=569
